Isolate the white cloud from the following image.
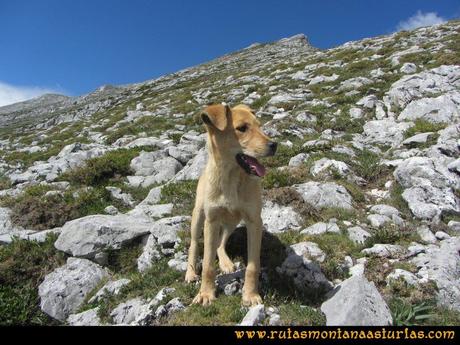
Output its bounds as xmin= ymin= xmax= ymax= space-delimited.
xmin=396 ymin=10 xmax=446 ymax=31
xmin=0 ymin=81 xmax=61 ymax=107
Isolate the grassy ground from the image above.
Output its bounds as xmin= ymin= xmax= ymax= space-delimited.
xmin=0 ymin=234 xmax=65 ymax=325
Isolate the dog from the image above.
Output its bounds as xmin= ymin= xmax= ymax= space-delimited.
xmin=185 ymin=103 xmax=277 ymax=306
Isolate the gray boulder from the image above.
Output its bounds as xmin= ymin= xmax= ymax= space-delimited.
xmin=173 ymin=147 xmax=208 ymax=181
xmin=128 ymin=203 xmax=174 ymax=220
xmin=130 ymin=154 xmax=182 ymax=186
xmin=448 ymin=221 xmax=460 ymax=234
xmin=400 ymin=63 xmax=417 ymax=74
xmin=168 ymin=251 xmax=188 ymax=272
xmin=403 ymin=185 xmax=458 ymax=221
xmin=261 ymin=201 xmax=302 ymax=233
xmin=294 ymin=182 xmax=354 ymax=210
xmin=339 ymin=77 xmax=372 ymax=91
xmin=301 ymin=221 xmax=340 ymax=235
xmin=394 ymin=156 xmax=459 ymax=221
xmin=357 ymin=95 xmax=378 ymax=109
xmin=105 ymin=186 xmax=135 ymax=207
xmin=394 ymin=156 xmax=457 ymax=189
xmin=386 ymin=269 xmax=419 ymax=286
xmin=150 ymin=216 xmax=190 ymax=247
xmin=154 ymin=297 xmax=185 ymax=319
xmin=362 ymin=119 xmax=413 ymax=147
xmin=138 ymin=186 xmax=164 ymax=206
xmin=417 ymin=225 xmax=437 ymax=244
xmin=347 ymin=226 xmax=371 ymax=244
xmin=321 ymin=275 xmax=392 ymax=326
xmin=411 ymin=236 xmax=460 ymax=311
xmin=288 ymin=241 xmax=326 ymax=262
xmin=310 ymin=158 xmax=350 ymax=178
xmin=362 ymin=244 xmax=405 ymax=258
xmin=110 ymin=287 xmax=177 ymax=325
xmin=110 ymin=297 xmax=146 ymax=325
xmin=288 ymin=153 xmax=310 ymax=167
xmin=89 ymin=278 xmax=131 ymax=303
xmin=54 ymin=214 xmax=152 ymax=262
xmin=0 ymin=207 xmax=22 ymax=235
xmin=398 ymin=93 xmax=460 ymax=123
xmin=67 ymin=308 xmax=102 ymax=326
xmin=38 ymin=258 xmax=109 ymax=321
xmin=137 ymin=235 xmax=162 ymax=272
xmin=387 ymin=65 xmax=460 ymax=108
xmin=402 ymin=132 xmax=433 ymax=146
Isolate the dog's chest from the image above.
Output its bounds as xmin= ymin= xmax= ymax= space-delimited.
xmin=208 ymin=178 xmax=258 ymax=216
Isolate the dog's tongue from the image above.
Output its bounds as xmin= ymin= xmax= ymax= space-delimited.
xmin=245 ymin=156 xmax=266 ymax=177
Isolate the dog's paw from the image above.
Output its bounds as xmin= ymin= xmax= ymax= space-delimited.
xmin=242 ymin=292 xmax=263 ymax=306
xmin=185 ymin=269 xmax=199 ymax=283
xmin=218 ymin=258 xmax=235 ymax=274
xmin=192 ymin=290 xmax=216 ymax=306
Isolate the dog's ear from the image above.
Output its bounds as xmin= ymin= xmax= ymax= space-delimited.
xmin=201 ymin=104 xmax=230 ymax=131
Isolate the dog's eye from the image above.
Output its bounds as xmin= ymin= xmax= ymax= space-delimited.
xmin=236 ymin=125 xmax=248 ymax=133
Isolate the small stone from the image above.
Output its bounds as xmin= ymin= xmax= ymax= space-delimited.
xmin=417 ymin=225 xmax=437 ymax=244
xmin=361 ymin=244 xmax=404 ymax=258
xmin=347 ymin=226 xmax=371 ymax=244
xmin=268 ymin=314 xmax=281 ymax=326
xmin=435 ymin=231 xmax=450 ymax=240
xmin=240 ymin=305 xmax=265 ymax=326
xmin=301 ymin=221 xmax=340 ymax=235
xmin=386 ymin=269 xmax=419 ymax=286
xmin=104 ymin=205 xmax=119 ymax=215
xmin=67 ymin=308 xmax=101 ymax=326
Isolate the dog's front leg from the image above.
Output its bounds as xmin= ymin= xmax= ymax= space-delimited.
xmin=242 ymin=217 xmax=263 ymax=306
xmin=193 ymin=219 xmax=220 ymax=306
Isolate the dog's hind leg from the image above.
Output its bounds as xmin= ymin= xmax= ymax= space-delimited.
xmin=185 ymin=180 xmax=205 ymax=283
xmin=217 ymin=222 xmax=237 ymax=274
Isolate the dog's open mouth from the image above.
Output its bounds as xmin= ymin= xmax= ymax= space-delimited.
xmin=236 ymin=153 xmax=266 ymax=177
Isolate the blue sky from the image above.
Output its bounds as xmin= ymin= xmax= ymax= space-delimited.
xmin=0 ymin=0 xmax=458 ymax=106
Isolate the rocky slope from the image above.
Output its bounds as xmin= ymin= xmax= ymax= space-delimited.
xmin=0 ymin=20 xmax=459 ymax=326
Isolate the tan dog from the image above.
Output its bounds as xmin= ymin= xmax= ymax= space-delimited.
xmin=185 ymin=103 xmax=277 ymax=306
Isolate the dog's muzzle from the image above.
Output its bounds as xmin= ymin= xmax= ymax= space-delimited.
xmin=236 ymin=153 xmax=266 ymax=177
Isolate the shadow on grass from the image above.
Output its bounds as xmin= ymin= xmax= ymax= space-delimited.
xmin=226 ymin=227 xmax=330 ymax=307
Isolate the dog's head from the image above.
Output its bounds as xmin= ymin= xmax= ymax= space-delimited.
xmin=201 ymin=104 xmax=277 ymax=177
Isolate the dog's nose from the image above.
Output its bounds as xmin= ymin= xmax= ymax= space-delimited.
xmin=268 ymin=141 xmax=277 ymax=155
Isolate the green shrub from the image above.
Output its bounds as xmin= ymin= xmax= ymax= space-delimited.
xmin=251 ymin=95 xmax=270 ymax=109
xmin=4 ymin=186 xmax=114 ymax=230
xmin=352 ymin=149 xmax=391 ymax=183
xmin=277 ymin=303 xmax=326 ymax=326
xmin=389 ymin=182 xmax=411 ymax=218
xmin=61 ymin=148 xmax=141 ymax=187
xmin=106 ymin=241 xmax=143 ymax=275
xmin=390 ymin=298 xmax=434 ymax=326
xmin=262 ymin=168 xmax=306 ymax=189
xmin=168 ymin=295 xmax=245 ymax=325
xmin=0 ymin=234 xmax=65 ymax=325
xmin=303 ymin=232 xmax=361 ymax=281
xmin=3 ymin=145 xmax=63 ymax=168
xmin=0 ymin=174 xmax=12 ymax=190
xmin=365 ymin=224 xmax=418 ymax=247
xmin=104 ymin=116 xmax=174 ymax=145
xmin=404 ymin=119 xmax=447 ymax=139
xmin=160 ymin=180 xmax=198 ymax=216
